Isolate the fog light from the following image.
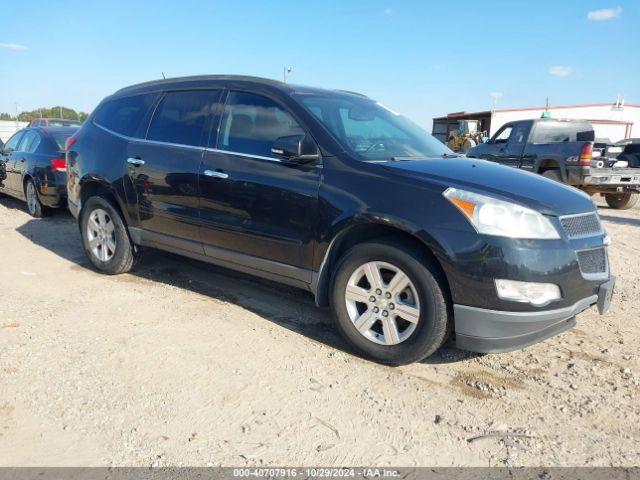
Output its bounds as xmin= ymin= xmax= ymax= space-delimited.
xmin=495 ymin=279 xmax=561 ymax=307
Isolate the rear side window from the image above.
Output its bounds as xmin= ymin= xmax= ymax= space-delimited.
xmin=218 ymin=91 xmax=304 ymax=158
xmin=94 ymin=93 xmax=158 ymax=138
xmin=17 ymin=131 xmax=40 ymax=153
xmin=531 ymin=121 xmax=595 ymax=143
xmin=147 ymin=90 xmax=221 ymax=147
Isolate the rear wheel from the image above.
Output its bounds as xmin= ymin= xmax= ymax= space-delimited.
xmin=330 ymin=240 xmax=451 ymax=366
xmin=24 ymin=178 xmax=47 ymax=218
xmin=605 ymin=192 xmax=639 ymax=210
xmin=541 ymin=168 xmax=562 ymax=183
xmin=80 ymin=196 xmax=140 ymax=274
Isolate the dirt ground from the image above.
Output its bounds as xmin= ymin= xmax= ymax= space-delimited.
xmin=0 ymin=194 xmax=638 ymax=467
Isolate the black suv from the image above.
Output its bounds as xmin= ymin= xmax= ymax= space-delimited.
xmin=66 ymin=76 xmax=614 ymax=365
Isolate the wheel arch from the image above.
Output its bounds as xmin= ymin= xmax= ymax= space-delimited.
xmin=78 ymin=176 xmax=133 ymax=227
xmin=536 ymin=158 xmax=566 ymax=180
xmin=313 ymin=220 xmax=452 ymax=309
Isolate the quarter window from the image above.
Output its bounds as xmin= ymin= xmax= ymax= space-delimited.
xmin=218 ymin=91 xmax=304 ymax=158
xmin=94 ymin=93 xmax=159 ymax=138
xmin=147 ymin=90 xmax=221 ymax=147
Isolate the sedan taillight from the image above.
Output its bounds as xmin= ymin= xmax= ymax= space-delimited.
xmin=51 ymin=158 xmax=67 ymax=172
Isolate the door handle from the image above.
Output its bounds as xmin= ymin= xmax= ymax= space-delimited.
xmin=127 ymin=157 xmax=145 ymax=166
xmin=204 ymin=169 xmax=229 ymax=179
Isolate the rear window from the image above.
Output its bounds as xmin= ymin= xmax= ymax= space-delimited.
xmin=94 ymin=93 xmax=159 ymax=138
xmin=50 ymin=132 xmax=75 ymax=150
xmin=531 ymin=121 xmax=594 ymax=143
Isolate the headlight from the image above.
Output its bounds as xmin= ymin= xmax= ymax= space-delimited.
xmin=443 ymin=187 xmax=560 ymax=239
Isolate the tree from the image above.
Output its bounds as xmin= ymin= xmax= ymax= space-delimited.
xmin=0 ymin=106 xmax=88 ymax=122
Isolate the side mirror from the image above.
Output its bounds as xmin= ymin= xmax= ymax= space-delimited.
xmin=271 ymin=134 xmax=320 ymax=164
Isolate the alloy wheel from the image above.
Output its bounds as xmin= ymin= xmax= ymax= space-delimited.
xmin=26 ymin=181 xmax=38 ymax=215
xmin=86 ymin=208 xmax=117 ymax=262
xmin=344 ymin=261 xmax=421 ymax=345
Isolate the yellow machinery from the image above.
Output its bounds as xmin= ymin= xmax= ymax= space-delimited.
xmin=447 ymin=120 xmax=487 ymax=154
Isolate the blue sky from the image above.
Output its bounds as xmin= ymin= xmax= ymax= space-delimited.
xmin=0 ymin=0 xmax=637 ymax=129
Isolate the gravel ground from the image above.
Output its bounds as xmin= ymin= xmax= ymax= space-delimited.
xmin=0 ymin=194 xmax=638 ymax=467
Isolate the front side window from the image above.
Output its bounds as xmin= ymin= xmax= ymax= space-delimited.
xmin=94 ymin=93 xmax=159 ymax=138
xmin=493 ymin=126 xmax=512 ymax=144
xmin=219 ymin=91 xmax=305 ymax=158
xmin=147 ymin=90 xmax=221 ymax=147
xmin=297 ymin=93 xmax=451 ymax=161
xmin=3 ymin=131 xmax=24 ymax=152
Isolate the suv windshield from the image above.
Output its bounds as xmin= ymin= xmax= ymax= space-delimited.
xmin=296 ymin=93 xmax=451 ymax=161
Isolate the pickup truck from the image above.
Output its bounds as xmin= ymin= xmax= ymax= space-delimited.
xmin=467 ymin=118 xmax=640 ymax=209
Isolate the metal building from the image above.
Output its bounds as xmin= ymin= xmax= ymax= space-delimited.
xmin=433 ymin=102 xmax=640 ymax=144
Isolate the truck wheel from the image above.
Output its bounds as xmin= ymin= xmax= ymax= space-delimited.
xmin=330 ymin=240 xmax=451 ymax=366
xmin=80 ymin=195 xmax=141 ymax=274
xmin=541 ymin=169 xmax=562 ymax=183
xmin=605 ymin=192 xmax=639 ymax=210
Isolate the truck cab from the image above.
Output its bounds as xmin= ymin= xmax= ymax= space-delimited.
xmin=467 ymin=118 xmax=640 ymax=209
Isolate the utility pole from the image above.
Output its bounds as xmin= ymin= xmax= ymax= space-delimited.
xmin=283 ymin=66 xmax=292 ymax=83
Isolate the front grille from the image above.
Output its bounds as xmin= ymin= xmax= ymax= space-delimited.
xmin=576 ymin=248 xmax=607 ymax=276
xmin=560 ymin=212 xmax=603 ymax=238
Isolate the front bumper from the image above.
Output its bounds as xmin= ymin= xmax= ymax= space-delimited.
xmin=455 ymin=277 xmax=614 ymax=353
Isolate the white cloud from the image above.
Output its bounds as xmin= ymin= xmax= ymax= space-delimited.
xmin=384 ymin=7 xmax=392 ymax=16
xmin=587 ymin=7 xmax=622 ymax=21
xmin=549 ymin=65 xmax=572 ymax=77
xmin=0 ymin=42 xmax=28 ymax=52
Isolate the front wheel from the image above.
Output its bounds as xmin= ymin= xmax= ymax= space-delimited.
xmin=605 ymin=192 xmax=639 ymax=210
xmin=80 ymin=196 xmax=140 ymax=274
xmin=330 ymin=240 xmax=451 ymax=366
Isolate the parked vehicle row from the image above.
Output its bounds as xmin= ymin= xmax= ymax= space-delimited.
xmin=467 ymin=118 xmax=640 ymax=210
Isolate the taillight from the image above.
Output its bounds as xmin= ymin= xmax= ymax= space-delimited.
xmin=51 ymin=158 xmax=67 ymax=172
xmin=579 ymin=143 xmax=593 ymax=166
xmin=65 ymin=136 xmax=78 ymax=151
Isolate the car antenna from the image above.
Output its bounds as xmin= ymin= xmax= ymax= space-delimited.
xmin=161 ymin=72 xmax=166 ymax=79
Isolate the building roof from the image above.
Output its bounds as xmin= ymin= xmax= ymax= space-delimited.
xmin=434 ymin=102 xmax=640 ymax=120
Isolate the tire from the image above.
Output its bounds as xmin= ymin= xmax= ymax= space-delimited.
xmin=605 ymin=192 xmax=639 ymax=210
xmin=541 ymin=168 xmax=562 ymax=183
xmin=24 ymin=178 xmax=47 ymax=218
xmin=330 ymin=240 xmax=451 ymax=366
xmin=80 ymin=195 xmax=140 ymax=274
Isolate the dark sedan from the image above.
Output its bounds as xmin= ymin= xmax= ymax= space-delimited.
xmin=0 ymin=126 xmax=78 ymax=217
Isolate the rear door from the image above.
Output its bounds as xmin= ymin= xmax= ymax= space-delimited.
xmin=198 ymin=90 xmax=320 ymax=281
xmin=127 ymin=89 xmax=221 ymax=254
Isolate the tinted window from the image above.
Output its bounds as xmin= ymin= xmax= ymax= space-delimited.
xmin=531 ymin=121 xmax=595 ymax=143
xmin=50 ymin=132 xmax=75 ymax=150
xmin=508 ymin=123 xmax=530 ymax=145
xmin=219 ymin=91 xmax=305 ymax=158
xmin=147 ymin=90 xmax=220 ymax=147
xmin=17 ymin=131 xmax=39 ymax=152
xmin=94 ymin=93 xmax=159 ymax=138
xmin=3 ymin=132 xmax=24 ymax=152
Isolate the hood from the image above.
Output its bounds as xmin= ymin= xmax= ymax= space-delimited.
xmin=380 ymin=157 xmax=595 ymax=216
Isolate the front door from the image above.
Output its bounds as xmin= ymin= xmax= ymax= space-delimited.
xmin=0 ymin=131 xmax=25 ymax=193
xmin=199 ymin=90 xmax=320 ymax=282
xmin=127 ymin=89 xmax=221 ymax=254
